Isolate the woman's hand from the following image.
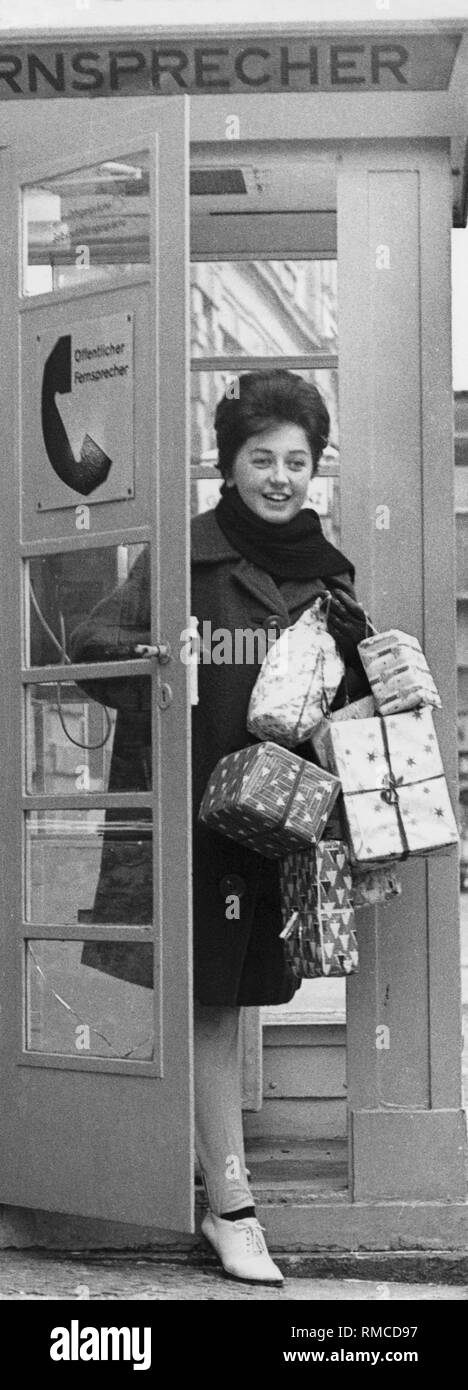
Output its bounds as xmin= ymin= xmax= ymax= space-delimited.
xmin=325 ymin=581 xmax=369 ymax=664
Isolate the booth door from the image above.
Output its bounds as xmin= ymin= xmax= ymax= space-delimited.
xmin=0 ymin=101 xmax=194 ymax=1229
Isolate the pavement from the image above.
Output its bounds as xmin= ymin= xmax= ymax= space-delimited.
xmin=0 ymin=897 xmax=467 ymax=1302
xmin=0 ymin=1252 xmax=466 ymax=1300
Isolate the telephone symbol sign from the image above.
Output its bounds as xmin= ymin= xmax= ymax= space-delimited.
xmin=35 ymin=311 xmax=134 ymax=512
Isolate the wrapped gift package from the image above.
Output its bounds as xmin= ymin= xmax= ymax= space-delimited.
xmin=198 ymin=742 xmax=341 ymax=857
xmin=247 ymin=598 xmax=344 ymax=747
xmin=279 ymin=840 xmax=359 ymax=978
xmin=351 ymin=864 xmax=402 ymax=909
xmin=311 ymin=694 xmax=376 ymax=766
xmin=358 ymin=629 xmax=441 ymax=715
xmin=319 ymin=708 xmax=459 ymax=864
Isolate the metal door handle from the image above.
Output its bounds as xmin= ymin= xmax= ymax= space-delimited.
xmin=134 ymin=642 xmax=172 ymax=664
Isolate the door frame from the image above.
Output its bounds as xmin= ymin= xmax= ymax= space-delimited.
xmin=0 ymin=96 xmax=195 ymax=1230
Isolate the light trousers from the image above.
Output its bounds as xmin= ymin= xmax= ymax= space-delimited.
xmin=193 ymin=1000 xmax=255 ymax=1216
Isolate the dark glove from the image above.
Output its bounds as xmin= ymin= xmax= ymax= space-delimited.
xmin=325 ymin=581 xmax=369 ymax=665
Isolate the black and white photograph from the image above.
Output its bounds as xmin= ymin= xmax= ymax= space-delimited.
xmin=0 ymin=0 xmax=467 ymax=1362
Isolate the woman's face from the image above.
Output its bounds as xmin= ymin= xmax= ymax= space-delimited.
xmin=227 ymin=421 xmax=314 ymax=523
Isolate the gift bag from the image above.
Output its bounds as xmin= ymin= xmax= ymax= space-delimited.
xmin=279 ymin=840 xmax=359 ymax=978
xmin=247 ymin=595 xmax=345 ymax=748
xmin=198 ymin=741 xmax=341 ymax=857
xmin=320 ymin=708 xmax=459 ymax=865
xmin=358 ymin=629 xmax=441 ymax=715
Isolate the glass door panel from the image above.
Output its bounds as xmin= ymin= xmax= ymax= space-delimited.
xmin=191 ymin=260 xmax=338 ymax=356
xmin=26 ymin=940 xmax=154 ymax=1060
xmin=23 ymin=150 xmax=151 ymax=297
xmin=26 ymin=545 xmax=149 ymax=665
xmin=24 ymin=810 xmax=153 ymax=926
xmin=22 ymin=535 xmax=154 ymax=1010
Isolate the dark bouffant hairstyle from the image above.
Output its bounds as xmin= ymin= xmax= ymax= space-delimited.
xmin=214 ymin=369 xmax=330 ymax=479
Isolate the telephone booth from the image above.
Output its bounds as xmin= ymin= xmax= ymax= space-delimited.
xmin=0 ymin=12 xmax=467 ymax=1254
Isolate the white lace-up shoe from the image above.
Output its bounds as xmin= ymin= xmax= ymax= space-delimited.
xmin=201 ymin=1211 xmax=284 ymax=1286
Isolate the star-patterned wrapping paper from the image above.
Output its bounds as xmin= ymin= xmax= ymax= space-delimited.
xmin=198 ymin=742 xmax=341 ymax=858
xmin=311 ymin=694 xmax=376 ymax=766
xmin=279 ymin=841 xmax=359 ymax=978
xmin=358 ymin=630 xmax=441 ymax=715
xmin=321 ymin=708 xmax=459 ymax=864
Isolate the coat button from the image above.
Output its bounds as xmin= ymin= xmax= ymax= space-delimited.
xmin=264 ymin=613 xmax=283 ymax=633
xmin=219 ymin=874 xmax=246 ymax=899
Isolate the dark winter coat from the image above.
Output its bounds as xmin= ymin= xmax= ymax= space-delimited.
xmin=70 ymin=509 xmax=366 ymax=1006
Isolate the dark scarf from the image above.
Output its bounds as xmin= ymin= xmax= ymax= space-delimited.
xmin=215 ymin=483 xmax=355 ymax=583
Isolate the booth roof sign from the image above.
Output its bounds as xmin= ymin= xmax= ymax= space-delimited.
xmin=0 ymin=33 xmax=462 ymax=98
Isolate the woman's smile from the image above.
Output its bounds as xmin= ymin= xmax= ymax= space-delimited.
xmin=262 ymin=492 xmax=292 ymax=512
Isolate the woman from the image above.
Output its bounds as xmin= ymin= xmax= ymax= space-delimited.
xmin=71 ymin=369 xmax=369 ymax=1286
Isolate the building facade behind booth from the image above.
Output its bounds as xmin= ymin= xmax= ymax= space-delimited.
xmin=0 ymin=11 xmax=467 ymax=1254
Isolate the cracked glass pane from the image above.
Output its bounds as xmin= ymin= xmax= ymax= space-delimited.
xmin=26 ymin=940 xmax=153 ymax=1059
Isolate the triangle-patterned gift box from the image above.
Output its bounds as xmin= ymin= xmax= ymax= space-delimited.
xmin=279 ymin=840 xmax=359 ymax=978
xmin=199 ymin=743 xmax=340 ymax=858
